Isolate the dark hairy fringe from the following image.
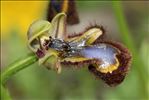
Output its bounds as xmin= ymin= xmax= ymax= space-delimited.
xmin=89 ymin=40 xmax=132 ymax=86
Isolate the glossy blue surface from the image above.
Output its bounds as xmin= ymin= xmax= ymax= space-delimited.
xmin=80 ymin=44 xmax=118 ymax=68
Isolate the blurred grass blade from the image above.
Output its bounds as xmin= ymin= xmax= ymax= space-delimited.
xmin=140 ymin=39 xmax=149 ymax=69
xmin=112 ymin=1 xmax=147 ymax=99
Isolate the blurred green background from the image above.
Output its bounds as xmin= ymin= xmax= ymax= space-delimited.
xmin=1 ymin=1 xmax=149 ymax=100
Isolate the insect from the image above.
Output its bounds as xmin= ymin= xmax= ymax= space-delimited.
xmin=27 ymin=13 xmax=131 ymax=86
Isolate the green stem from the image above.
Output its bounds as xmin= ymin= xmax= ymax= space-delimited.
xmin=1 ymin=54 xmax=38 ymax=86
xmin=112 ymin=1 xmax=147 ymax=99
xmin=1 ymin=54 xmax=38 ymax=100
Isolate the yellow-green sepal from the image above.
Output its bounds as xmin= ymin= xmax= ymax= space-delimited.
xmin=27 ymin=20 xmax=52 ymax=52
xmin=50 ymin=12 xmax=67 ymax=39
xmin=38 ymin=49 xmax=61 ymax=74
xmin=68 ymin=27 xmax=103 ymax=45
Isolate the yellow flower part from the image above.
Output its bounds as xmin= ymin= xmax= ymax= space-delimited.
xmin=1 ymin=1 xmax=49 ymax=41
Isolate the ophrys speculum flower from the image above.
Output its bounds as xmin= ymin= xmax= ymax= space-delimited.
xmin=27 ymin=12 xmax=131 ymax=86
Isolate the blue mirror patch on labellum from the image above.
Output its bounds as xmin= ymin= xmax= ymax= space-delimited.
xmin=88 ymin=41 xmax=132 ymax=86
xmin=79 ymin=44 xmax=120 ymax=73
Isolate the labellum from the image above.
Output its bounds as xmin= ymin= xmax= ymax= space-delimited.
xmin=27 ymin=12 xmax=131 ymax=86
xmin=88 ymin=41 xmax=132 ymax=86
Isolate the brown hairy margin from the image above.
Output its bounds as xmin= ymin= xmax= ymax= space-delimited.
xmin=89 ymin=40 xmax=132 ymax=86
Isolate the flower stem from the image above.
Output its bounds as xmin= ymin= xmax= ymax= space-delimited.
xmin=1 ymin=53 xmax=38 ymax=100
xmin=1 ymin=54 xmax=38 ymax=86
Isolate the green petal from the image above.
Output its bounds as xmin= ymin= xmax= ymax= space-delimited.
xmin=50 ymin=13 xmax=67 ymax=39
xmin=27 ymin=20 xmax=52 ymax=52
xmin=68 ymin=27 xmax=103 ymax=45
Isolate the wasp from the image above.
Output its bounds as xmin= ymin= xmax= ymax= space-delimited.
xmin=27 ymin=13 xmax=131 ymax=86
